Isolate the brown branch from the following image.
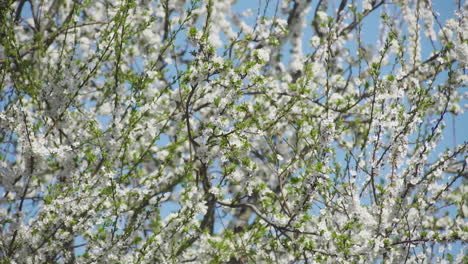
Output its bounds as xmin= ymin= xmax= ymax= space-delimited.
xmin=217 ymin=200 xmax=320 ymax=236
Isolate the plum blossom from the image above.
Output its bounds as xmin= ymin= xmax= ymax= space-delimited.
xmin=0 ymin=1 xmax=466 ymax=263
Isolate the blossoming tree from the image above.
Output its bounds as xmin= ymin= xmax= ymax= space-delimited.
xmin=1 ymin=0 xmax=467 ymax=263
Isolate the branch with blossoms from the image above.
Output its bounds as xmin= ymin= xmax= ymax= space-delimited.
xmin=1 ymin=0 xmax=467 ymax=263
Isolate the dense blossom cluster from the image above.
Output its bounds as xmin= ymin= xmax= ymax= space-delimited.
xmin=0 ymin=0 xmax=467 ymax=263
